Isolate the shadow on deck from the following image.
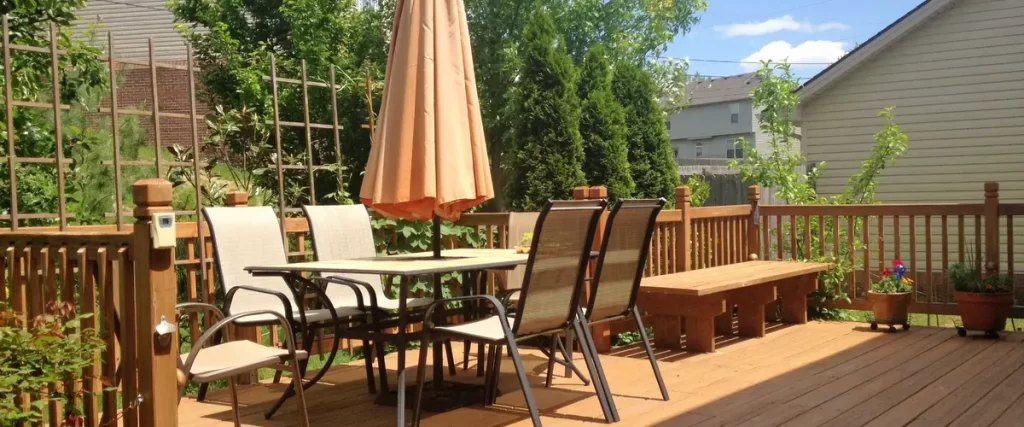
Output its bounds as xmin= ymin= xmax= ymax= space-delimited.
xmin=179 ymin=322 xmax=1024 ymax=426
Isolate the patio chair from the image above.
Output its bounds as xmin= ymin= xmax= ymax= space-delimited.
xmin=301 ymin=204 xmax=457 ymax=389
xmin=203 ymin=206 xmax=372 ymax=418
xmin=412 ymin=200 xmax=616 ymax=427
xmin=176 ymin=303 xmax=310 ymax=427
xmin=545 ymin=199 xmax=669 ymax=401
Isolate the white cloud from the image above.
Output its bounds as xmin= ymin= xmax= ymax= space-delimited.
xmin=740 ymin=40 xmax=847 ymax=71
xmin=714 ymin=15 xmax=850 ymax=37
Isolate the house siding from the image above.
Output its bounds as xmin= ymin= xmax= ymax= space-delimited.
xmin=669 ymin=100 xmax=755 ymax=141
xmin=800 ymin=0 xmax=1024 ymax=203
xmin=74 ymin=0 xmax=193 ymax=60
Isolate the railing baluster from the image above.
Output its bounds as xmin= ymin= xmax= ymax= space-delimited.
xmin=863 ymin=216 xmax=870 ymax=299
xmin=847 ymin=216 xmax=855 ymax=300
xmin=909 ymin=215 xmax=917 ymax=300
xmin=926 ymin=215 xmax=933 ymax=305
xmin=894 ymin=215 xmax=901 ymax=261
xmin=878 ymin=214 xmax=885 ymax=271
xmin=942 ymin=216 xmax=950 ymax=302
xmin=776 ymin=216 xmax=783 ymax=260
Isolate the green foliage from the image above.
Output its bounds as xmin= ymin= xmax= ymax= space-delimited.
xmin=870 ymin=260 xmax=914 ymax=294
xmin=614 ymin=326 xmax=653 ymax=347
xmin=727 ymin=61 xmax=911 ymax=319
xmin=0 ymin=2 xmax=114 ymax=226
xmin=505 ymin=8 xmax=586 ymax=211
xmin=577 ymin=45 xmax=634 ymax=200
xmin=809 ymin=254 xmax=856 ymax=320
xmin=682 ymin=173 xmax=709 ymax=207
xmin=612 ymin=61 xmax=680 ymax=205
xmin=948 ymin=247 xmax=1013 ymax=294
xmin=369 ymin=215 xmax=484 ymax=296
xmin=0 ymin=302 xmax=106 ymax=425
xmin=170 ymin=0 xmax=389 ymax=203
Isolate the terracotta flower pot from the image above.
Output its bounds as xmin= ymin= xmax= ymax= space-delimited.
xmin=954 ymin=291 xmax=1013 ymax=333
xmin=867 ymin=291 xmax=911 ymax=330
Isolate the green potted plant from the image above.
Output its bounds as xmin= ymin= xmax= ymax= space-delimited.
xmin=0 ymin=302 xmax=106 ymax=426
xmin=868 ymin=259 xmax=913 ymax=332
xmin=515 ymin=232 xmax=533 ymax=254
xmin=949 ymin=259 xmax=1014 ymax=338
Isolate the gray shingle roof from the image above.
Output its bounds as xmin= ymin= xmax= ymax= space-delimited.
xmin=685 ymin=72 xmax=760 ymax=106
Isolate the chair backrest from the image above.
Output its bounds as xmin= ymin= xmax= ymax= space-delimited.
xmin=302 ymin=204 xmax=384 ymax=301
xmin=202 ymin=206 xmax=297 ymax=313
xmin=587 ymin=199 xmax=665 ymax=321
xmin=501 ymin=212 xmax=540 ymax=292
xmin=513 ymin=199 xmax=606 ymax=336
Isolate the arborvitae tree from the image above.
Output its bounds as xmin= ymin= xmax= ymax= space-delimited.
xmin=505 ymin=8 xmax=586 ymax=211
xmin=577 ymin=45 xmax=634 ymax=200
xmin=612 ymin=61 xmax=681 ymax=204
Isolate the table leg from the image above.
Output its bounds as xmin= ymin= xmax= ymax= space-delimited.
xmin=396 ymin=276 xmax=409 ymax=427
xmin=432 ymin=273 xmax=444 ymax=387
xmin=653 ymin=315 xmax=682 ymax=349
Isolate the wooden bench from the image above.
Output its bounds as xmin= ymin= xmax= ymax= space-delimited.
xmin=637 ymin=260 xmax=832 ymax=353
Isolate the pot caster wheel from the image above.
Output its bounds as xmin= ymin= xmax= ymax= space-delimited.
xmin=902 ymin=323 xmax=910 ymax=331
xmin=984 ymin=330 xmax=1000 ymax=339
xmin=870 ymin=322 xmax=878 ymax=330
xmin=957 ymin=327 xmax=967 ymax=337
xmin=888 ymin=325 xmax=898 ymax=333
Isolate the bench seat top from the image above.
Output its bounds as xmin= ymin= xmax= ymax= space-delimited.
xmin=640 ymin=260 xmax=832 ymax=296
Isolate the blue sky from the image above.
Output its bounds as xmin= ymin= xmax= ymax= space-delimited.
xmin=665 ymin=0 xmax=926 ymax=81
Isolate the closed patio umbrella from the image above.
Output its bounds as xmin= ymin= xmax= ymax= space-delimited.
xmin=360 ymin=0 xmax=493 ymax=233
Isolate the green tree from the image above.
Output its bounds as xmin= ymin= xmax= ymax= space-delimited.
xmin=465 ymin=0 xmax=707 ymax=209
xmin=577 ymin=45 xmax=633 ymax=199
xmin=505 ymin=9 xmax=586 ymax=211
xmin=170 ymin=0 xmax=392 ymax=204
xmin=612 ymin=61 xmax=680 ymax=204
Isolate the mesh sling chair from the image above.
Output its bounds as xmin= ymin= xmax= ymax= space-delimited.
xmin=412 ymin=200 xmax=616 ymax=427
xmin=301 ymin=204 xmax=458 ymax=392
xmin=203 ymin=206 xmax=373 ymax=418
xmin=545 ymin=199 xmax=670 ymax=402
xmin=176 ymin=303 xmax=310 ymax=427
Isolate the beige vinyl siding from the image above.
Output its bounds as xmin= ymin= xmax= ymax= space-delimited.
xmin=74 ymin=0 xmax=199 ymax=60
xmin=800 ymin=0 xmax=1024 ymax=206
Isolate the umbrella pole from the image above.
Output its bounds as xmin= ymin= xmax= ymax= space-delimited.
xmin=431 ymin=214 xmax=444 ymax=386
xmin=432 ymin=214 xmax=442 ymax=258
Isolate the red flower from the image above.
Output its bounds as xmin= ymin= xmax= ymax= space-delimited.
xmin=881 ymin=268 xmax=891 ymax=277
xmin=892 ymin=259 xmax=903 ymax=268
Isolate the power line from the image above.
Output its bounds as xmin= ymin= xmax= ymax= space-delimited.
xmin=92 ymin=0 xmax=169 ymax=13
xmin=678 ymin=57 xmax=835 ymax=65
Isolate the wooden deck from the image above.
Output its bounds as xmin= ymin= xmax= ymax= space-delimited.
xmin=178 ymin=322 xmax=1024 ymax=427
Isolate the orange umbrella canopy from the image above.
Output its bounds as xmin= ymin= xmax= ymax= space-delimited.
xmin=359 ymin=0 xmax=493 ymax=221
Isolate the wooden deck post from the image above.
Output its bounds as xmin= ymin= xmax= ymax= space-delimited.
xmin=575 ymin=186 xmax=613 ymax=353
xmin=984 ymin=182 xmax=999 ymax=276
xmin=747 ymin=185 xmax=761 ymax=260
xmin=225 ymin=191 xmax=260 ymax=384
xmin=676 ymin=186 xmax=692 ymax=272
xmin=132 ymin=178 xmax=178 ymax=427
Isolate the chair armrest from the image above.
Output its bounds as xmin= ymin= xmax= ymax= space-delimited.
xmin=309 ymin=276 xmax=374 ymax=311
xmin=224 ymin=285 xmax=295 ymax=323
xmin=422 ymin=295 xmax=508 ymax=329
xmin=495 ymin=289 xmax=521 ymax=307
xmin=180 ymin=309 xmax=302 ymax=383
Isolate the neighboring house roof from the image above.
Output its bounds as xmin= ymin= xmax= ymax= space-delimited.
xmin=796 ymin=0 xmax=957 ymax=102
xmin=685 ymin=72 xmax=760 ymax=106
xmin=74 ymin=0 xmax=198 ymax=61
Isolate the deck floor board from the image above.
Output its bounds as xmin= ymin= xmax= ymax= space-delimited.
xmin=177 ymin=322 xmax=1023 ymax=426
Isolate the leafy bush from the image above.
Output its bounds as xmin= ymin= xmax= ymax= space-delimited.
xmin=577 ymin=44 xmax=634 ymax=200
xmin=682 ymin=173 xmax=709 ymax=207
xmin=948 ymin=263 xmax=1013 ymax=294
xmin=0 ymin=302 xmax=106 ymax=426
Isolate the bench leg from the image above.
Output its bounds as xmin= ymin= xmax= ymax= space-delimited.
xmin=685 ymin=317 xmax=716 ymax=353
xmin=653 ymin=315 xmax=682 ymax=349
xmin=779 ymin=276 xmax=817 ymax=324
xmin=736 ymin=284 xmax=777 ymax=338
xmin=715 ymin=305 xmax=734 ymax=336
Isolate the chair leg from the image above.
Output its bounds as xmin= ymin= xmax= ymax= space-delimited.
xmin=228 ymin=378 xmax=241 ymax=427
xmin=445 ymin=340 xmax=457 ymax=376
xmin=362 ymin=339 xmax=376 ymax=394
xmin=476 ymin=343 xmax=486 ymax=377
xmin=573 ymin=319 xmax=615 ymax=424
xmin=504 ymin=335 xmax=542 ymax=427
xmin=488 ymin=344 xmax=503 ymax=406
xmin=577 ymin=312 xmax=619 ymax=422
xmin=412 ymin=338 xmax=431 ymax=427
xmin=288 ymin=354 xmax=311 ymax=427
xmin=264 ymin=327 xmax=313 ymax=419
xmin=555 ymin=337 xmax=590 ymax=386
xmin=545 ymin=335 xmax=558 ymax=387
xmin=374 ymin=329 xmax=390 ymax=394
xmin=483 ymin=344 xmax=496 ymax=405
xmin=635 ymin=310 xmax=669 ymax=401
xmin=563 ymin=330 xmax=575 ymax=379
xmin=463 ymin=340 xmax=471 ymax=370
xmin=272 ymin=370 xmax=284 ymax=384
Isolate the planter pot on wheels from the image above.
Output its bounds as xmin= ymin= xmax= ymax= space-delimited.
xmin=954 ymin=291 xmax=1013 ymax=338
xmin=867 ymin=291 xmax=911 ymax=332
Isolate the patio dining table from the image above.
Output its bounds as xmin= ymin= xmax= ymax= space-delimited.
xmin=245 ymin=248 xmax=528 ymax=427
